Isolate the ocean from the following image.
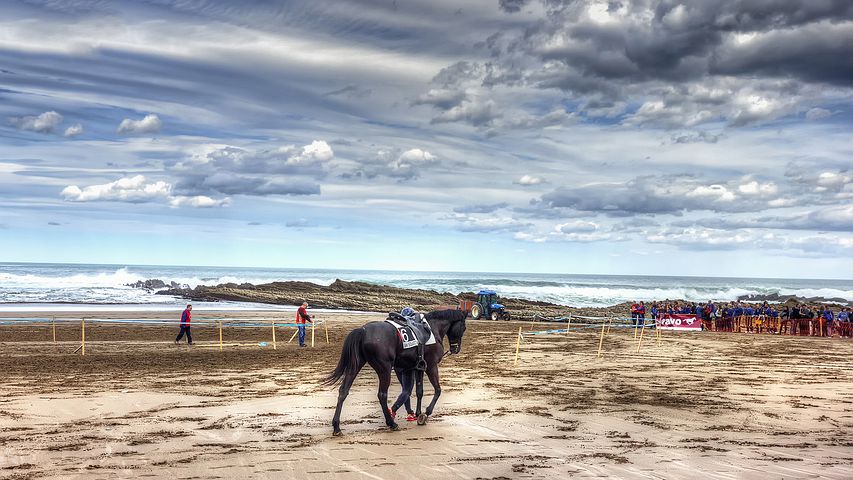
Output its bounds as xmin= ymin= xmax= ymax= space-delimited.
xmin=1 ymin=262 xmax=851 ymax=312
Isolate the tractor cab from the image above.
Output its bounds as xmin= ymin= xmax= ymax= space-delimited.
xmin=469 ymin=290 xmax=510 ymax=321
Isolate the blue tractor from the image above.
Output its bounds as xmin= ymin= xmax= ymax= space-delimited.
xmin=469 ymin=290 xmax=510 ymax=321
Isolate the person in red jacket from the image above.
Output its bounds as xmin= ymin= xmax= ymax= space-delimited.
xmin=175 ymin=304 xmax=193 ymax=345
xmin=296 ymin=301 xmax=313 ymax=347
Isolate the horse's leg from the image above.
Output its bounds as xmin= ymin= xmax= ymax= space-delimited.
xmin=332 ymin=358 xmax=366 ymax=436
xmin=423 ymin=363 xmax=441 ymax=419
xmin=414 ymin=369 xmax=426 ymax=425
xmin=373 ymin=363 xmax=398 ymax=431
xmin=391 ymin=369 xmax=413 ymax=415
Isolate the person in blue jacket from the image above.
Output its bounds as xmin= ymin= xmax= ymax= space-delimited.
xmin=821 ymin=307 xmax=834 ymax=336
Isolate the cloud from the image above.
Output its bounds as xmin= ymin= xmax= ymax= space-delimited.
xmin=454 ymin=202 xmax=509 ymax=214
xmin=555 ymin=220 xmax=598 ymax=234
xmin=352 ymin=148 xmax=440 ymax=181
xmin=61 ymin=175 xmax=231 ymax=207
xmin=431 ymin=98 xmax=501 ymax=126
xmin=63 ymin=123 xmax=83 ymax=137
xmin=446 ymin=212 xmax=531 ymax=233
xmin=675 ymin=205 xmax=853 ymax=233
xmin=61 ymin=175 xmax=171 ymax=203
xmin=285 ymin=218 xmax=319 ymax=228
xmin=9 ymin=111 xmax=63 ymax=133
xmin=47 ymin=221 xmax=61 ymax=226
xmin=171 ymin=140 xmax=332 ymax=196
xmin=168 ymin=195 xmax=230 ymax=208
xmin=324 ymin=85 xmax=372 ymax=99
xmin=117 ymin=114 xmax=162 ymax=134
xmin=805 ymin=107 xmax=832 ymax=121
xmin=412 ymin=88 xmax=468 ymax=110
xmin=645 ymin=226 xmax=853 ymax=256
xmin=427 ymin=1 xmax=853 ymax=129
xmin=515 ymin=174 xmax=545 ymax=186
xmin=670 ymin=131 xmax=723 ymax=144
xmin=539 ymin=174 xmax=785 ymax=216
xmin=179 ymin=141 xmax=334 ymax=177
xmin=499 ymin=0 xmax=531 ymax=14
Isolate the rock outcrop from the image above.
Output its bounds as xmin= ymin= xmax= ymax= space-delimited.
xmin=156 ymin=279 xmax=630 ymax=320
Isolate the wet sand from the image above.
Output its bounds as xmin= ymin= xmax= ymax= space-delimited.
xmin=1 ymin=311 xmax=853 ymax=479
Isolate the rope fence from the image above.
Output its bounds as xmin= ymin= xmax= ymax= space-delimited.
xmin=0 ymin=316 xmax=330 ymax=355
xmin=515 ymin=314 xmax=662 ymax=366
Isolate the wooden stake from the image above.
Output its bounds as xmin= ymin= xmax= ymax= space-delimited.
xmin=597 ymin=320 xmax=607 ymax=358
xmin=324 ymin=320 xmax=329 ymax=344
xmin=52 ymin=316 xmax=56 ymax=343
xmin=636 ymin=318 xmax=647 ymax=353
xmin=219 ymin=321 xmax=223 ymax=352
xmin=81 ymin=318 xmax=86 ymax=356
xmin=272 ymin=320 xmax=277 ymax=350
xmin=288 ymin=329 xmax=298 ymax=344
xmin=566 ymin=314 xmax=572 ymax=335
xmin=513 ymin=326 xmax=522 ymax=366
xmin=311 ymin=322 xmax=315 ymax=347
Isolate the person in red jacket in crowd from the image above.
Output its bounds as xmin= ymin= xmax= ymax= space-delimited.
xmin=630 ymin=301 xmax=639 ymax=327
xmin=175 ymin=304 xmax=193 ymax=345
xmin=296 ymin=300 xmax=313 ymax=347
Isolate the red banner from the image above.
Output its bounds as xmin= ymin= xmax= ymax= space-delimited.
xmin=656 ymin=314 xmax=702 ymax=331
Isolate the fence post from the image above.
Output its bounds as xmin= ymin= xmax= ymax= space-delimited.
xmin=272 ymin=319 xmax=277 ymax=350
xmin=81 ymin=318 xmax=86 ymax=356
xmin=52 ymin=316 xmax=56 ymax=343
xmin=656 ymin=318 xmax=662 ymax=346
xmin=566 ymin=314 xmax=572 ymax=335
xmin=219 ymin=320 xmax=223 ymax=352
xmin=596 ymin=320 xmax=607 ymax=358
xmin=288 ymin=328 xmax=298 ymax=344
xmin=324 ymin=319 xmax=329 ymax=344
xmin=513 ymin=326 xmax=522 ymax=366
xmin=636 ymin=319 xmax=647 ymax=353
xmin=311 ymin=321 xmax=315 ymax=347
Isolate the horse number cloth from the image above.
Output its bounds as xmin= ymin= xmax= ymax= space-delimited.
xmin=385 ymin=320 xmax=436 ymax=350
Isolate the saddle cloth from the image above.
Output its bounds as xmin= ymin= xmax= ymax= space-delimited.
xmin=385 ymin=317 xmax=436 ymax=350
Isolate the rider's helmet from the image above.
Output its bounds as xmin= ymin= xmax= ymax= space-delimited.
xmin=400 ymin=307 xmax=415 ymax=317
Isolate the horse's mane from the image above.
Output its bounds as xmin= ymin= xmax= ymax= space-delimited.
xmin=425 ymin=309 xmax=468 ymax=322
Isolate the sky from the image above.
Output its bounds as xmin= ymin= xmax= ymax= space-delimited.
xmin=0 ymin=0 xmax=851 ymax=278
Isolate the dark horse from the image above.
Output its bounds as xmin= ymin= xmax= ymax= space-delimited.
xmin=323 ymin=309 xmax=468 ymax=436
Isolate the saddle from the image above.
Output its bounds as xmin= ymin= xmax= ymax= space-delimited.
xmin=386 ymin=312 xmax=433 ymax=371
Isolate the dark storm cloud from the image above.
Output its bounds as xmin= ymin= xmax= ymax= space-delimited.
xmin=424 ymin=0 xmax=853 ymax=129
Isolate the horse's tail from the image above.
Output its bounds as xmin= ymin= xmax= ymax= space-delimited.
xmin=323 ymin=327 xmax=365 ymax=386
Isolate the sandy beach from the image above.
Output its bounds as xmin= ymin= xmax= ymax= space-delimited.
xmin=1 ymin=310 xmax=852 ymax=479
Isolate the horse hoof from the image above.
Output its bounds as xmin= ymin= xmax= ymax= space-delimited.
xmin=389 ymin=423 xmax=400 ymax=431
xmin=417 ymin=414 xmax=428 ymax=425
xmin=332 ymin=430 xmax=342 ymax=437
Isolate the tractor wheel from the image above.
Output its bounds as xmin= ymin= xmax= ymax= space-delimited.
xmin=502 ymin=312 xmax=511 ymax=321
xmin=471 ymin=304 xmax=482 ymax=320
xmin=490 ymin=311 xmax=499 ymax=321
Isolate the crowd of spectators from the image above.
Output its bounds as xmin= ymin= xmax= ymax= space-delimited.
xmin=634 ymin=300 xmax=852 ymax=337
